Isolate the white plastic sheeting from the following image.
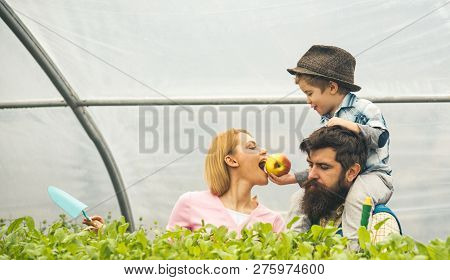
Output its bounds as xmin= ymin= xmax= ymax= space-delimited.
xmin=0 ymin=19 xmax=61 ymax=101
xmin=0 ymin=107 xmax=121 ymax=222
xmin=6 ymin=0 xmax=450 ymax=99
xmin=1 ymin=0 xmax=450 ymax=242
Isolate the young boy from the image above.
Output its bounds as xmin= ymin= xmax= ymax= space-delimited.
xmin=270 ymin=45 xmax=393 ymax=240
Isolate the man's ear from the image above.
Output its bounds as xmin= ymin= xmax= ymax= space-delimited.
xmin=224 ymin=155 xmax=239 ymax=168
xmin=345 ymin=163 xmax=361 ymax=183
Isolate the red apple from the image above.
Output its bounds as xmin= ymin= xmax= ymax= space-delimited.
xmin=265 ymin=153 xmax=291 ymax=176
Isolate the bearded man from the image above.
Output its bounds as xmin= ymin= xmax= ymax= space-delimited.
xmin=286 ymin=126 xmax=400 ymax=241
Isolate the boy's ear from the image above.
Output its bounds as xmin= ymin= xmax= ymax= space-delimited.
xmin=224 ymin=155 xmax=239 ymax=168
xmin=345 ymin=163 xmax=361 ymax=183
xmin=329 ymin=81 xmax=339 ymax=95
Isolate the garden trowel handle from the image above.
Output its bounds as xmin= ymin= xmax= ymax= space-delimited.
xmin=82 ymin=210 xmax=92 ymax=221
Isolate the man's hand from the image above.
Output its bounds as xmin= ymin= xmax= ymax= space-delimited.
xmin=268 ymin=172 xmax=297 ymax=185
xmin=326 ymin=117 xmax=360 ymax=133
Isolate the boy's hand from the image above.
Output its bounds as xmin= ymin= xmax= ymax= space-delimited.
xmin=268 ymin=172 xmax=297 ymax=185
xmin=326 ymin=117 xmax=360 ymax=133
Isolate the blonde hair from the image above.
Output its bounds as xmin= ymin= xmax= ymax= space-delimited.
xmin=204 ymin=128 xmax=251 ymax=196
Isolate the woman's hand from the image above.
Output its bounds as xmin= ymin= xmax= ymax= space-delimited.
xmin=82 ymin=215 xmax=105 ymax=233
xmin=268 ymin=172 xmax=297 ymax=185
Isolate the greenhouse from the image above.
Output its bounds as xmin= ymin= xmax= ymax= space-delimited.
xmin=1 ymin=0 xmax=450 ymax=262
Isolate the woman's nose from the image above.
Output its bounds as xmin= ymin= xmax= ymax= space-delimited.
xmin=259 ymin=148 xmax=267 ymax=155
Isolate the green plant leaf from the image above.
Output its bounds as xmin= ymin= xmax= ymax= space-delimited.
xmin=286 ymin=216 xmax=300 ymax=230
xmin=6 ymin=217 xmax=25 ymax=234
xmin=1 ymin=216 xmax=449 ymax=260
xmin=374 ymin=218 xmax=389 ymax=231
xmin=358 ymin=226 xmax=371 ymax=250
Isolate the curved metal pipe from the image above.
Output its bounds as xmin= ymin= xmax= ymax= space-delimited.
xmin=0 ymin=0 xmax=135 ymax=231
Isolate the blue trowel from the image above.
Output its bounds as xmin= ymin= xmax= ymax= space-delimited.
xmin=48 ymin=186 xmax=91 ymax=221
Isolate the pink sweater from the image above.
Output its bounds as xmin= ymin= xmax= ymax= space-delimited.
xmin=166 ymin=191 xmax=285 ymax=233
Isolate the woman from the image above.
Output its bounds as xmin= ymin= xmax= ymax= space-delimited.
xmin=84 ymin=128 xmax=285 ymax=233
xmin=166 ymin=128 xmax=285 ymax=233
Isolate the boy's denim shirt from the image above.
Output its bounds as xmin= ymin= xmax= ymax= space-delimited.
xmin=321 ymin=92 xmax=392 ymax=175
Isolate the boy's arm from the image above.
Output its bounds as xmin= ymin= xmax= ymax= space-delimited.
xmin=327 ymin=117 xmax=361 ymax=134
xmin=357 ymin=124 xmax=389 ymax=149
xmin=356 ymin=101 xmax=390 ymax=149
xmin=268 ymin=169 xmax=308 ymax=186
xmin=327 ymin=102 xmax=389 ymax=149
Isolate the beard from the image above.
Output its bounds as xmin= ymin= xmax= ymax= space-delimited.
xmin=301 ymin=174 xmax=350 ymax=224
